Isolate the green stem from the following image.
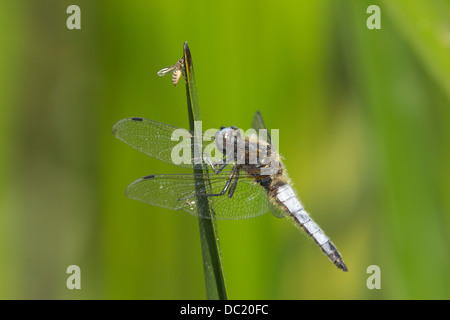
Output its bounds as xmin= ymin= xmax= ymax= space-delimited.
xmin=182 ymin=42 xmax=228 ymax=300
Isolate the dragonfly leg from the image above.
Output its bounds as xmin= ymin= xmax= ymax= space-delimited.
xmin=212 ymin=162 xmax=228 ymax=174
xmin=227 ymin=169 xmax=240 ymax=198
xmin=194 ymin=166 xmax=237 ymax=198
xmin=204 ymin=154 xmax=228 ymax=174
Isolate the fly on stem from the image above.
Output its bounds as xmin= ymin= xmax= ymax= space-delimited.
xmin=157 ymin=58 xmax=185 ymax=86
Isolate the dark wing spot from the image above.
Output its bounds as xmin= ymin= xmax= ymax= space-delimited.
xmin=131 ymin=117 xmax=143 ymax=121
xmin=143 ymin=175 xmax=155 ymax=180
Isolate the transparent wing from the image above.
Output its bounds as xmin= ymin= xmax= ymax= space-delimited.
xmin=252 ymin=111 xmax=271 ymax=144
xmin=112 ymin=117 xmax=217 ymax=168
xmin=251 ymin=111 xmax=286 ymax=218
xmin=125 ymin=172 xmax=270 ymax=220
xmin=157 ymin=66 xmax=176 ymax=76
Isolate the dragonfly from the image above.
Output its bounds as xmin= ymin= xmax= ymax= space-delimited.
xmin=157 ymin=58 xmax=185 ymax=86
xmin=112 ymin=111 xmax=348 ymax=271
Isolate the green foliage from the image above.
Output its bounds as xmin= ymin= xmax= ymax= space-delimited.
xmin=0 ymin=0 xmax=449 ymax=299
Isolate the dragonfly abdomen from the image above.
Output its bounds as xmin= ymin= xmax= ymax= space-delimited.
xmin=272 ymin=183 xmax=348 ymax=272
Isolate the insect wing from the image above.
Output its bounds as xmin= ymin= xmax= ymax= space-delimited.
xmin=112 ymin=117 xmax=193 ymax=168
xmin=126 ymin=172 xmax=270 ymax=220
xmin=251 ymin=111 xmax=286 ymax=219
xmin=112 ymin=117 xmax=218 ymax=169
xmin=252 ymin=111 xmax=272 ymax=145
xmin=157 ymin=66 xmax=176 ymax=77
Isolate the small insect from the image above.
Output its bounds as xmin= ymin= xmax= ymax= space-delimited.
xmin=157 ymin=58 xmax=185 ymax=86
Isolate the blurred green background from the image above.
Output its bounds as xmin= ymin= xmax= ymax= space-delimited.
xmin=0 ymin=0 xmax=449 ymax=299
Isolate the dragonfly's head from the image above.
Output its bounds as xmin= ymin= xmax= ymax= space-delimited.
xmin=215 ymin=126 xmax=241 ymax=155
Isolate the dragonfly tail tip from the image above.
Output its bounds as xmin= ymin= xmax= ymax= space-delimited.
xmin=337 ymin=260 xmax=348 ymax=272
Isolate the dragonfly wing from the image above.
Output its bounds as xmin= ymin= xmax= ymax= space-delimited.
xmin=252 ymin=111 xmax=271 ymax=144
xmin=125 ymin=172 xmax=269 ymax=220
xmin=251 ymin=111 xmax=285 ymax=219
xmin=113 ymin=117 xmax=203 ymax=168
xmin=269 ymin=201 xmax=289 ymax=218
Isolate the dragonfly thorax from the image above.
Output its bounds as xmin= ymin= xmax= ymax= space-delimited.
xmin=214 ymin=126 xmax=241 ymax=155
